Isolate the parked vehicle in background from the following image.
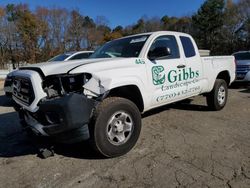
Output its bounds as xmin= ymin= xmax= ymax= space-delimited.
xmin=4 ymin=51 xmax=94 ymax=96
xmin=233 ymin=51 xmax=250 ymax=82
xmin=47 ymin=51 xmax=94 ymax=62
xmin=12 ymin=31 xmax=235 ymax=157
xmin=4 ymin=70 xmax=17 ymax=96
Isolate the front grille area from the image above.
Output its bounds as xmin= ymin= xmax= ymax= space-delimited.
xmin=236 ymin=65 xmax=250 ymax=79
xmin=236 ymin=65 xmax=250 ymax=72
xmin=12 ymin=77 xmax=35 ymax=105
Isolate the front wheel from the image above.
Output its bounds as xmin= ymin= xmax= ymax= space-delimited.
xmin=89 ymin=97 xmax=141 ymax=157
xmin=206 ymin=79 xmax=228 ymax=111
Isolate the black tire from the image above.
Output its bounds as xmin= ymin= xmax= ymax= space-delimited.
xmin=89 ymin=97 xmax=141 ymax=157
xmin=206 ymin=79 xmax=228 ymax=111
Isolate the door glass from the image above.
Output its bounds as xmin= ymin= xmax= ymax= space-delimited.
xmin=180 ymin=36 xmax=196 ymax=58
xmin=148 ymin=35 xmax=180 ymax=60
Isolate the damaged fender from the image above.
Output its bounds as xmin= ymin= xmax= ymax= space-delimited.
xmin=83 ymin=74 xmax=112 ymax=97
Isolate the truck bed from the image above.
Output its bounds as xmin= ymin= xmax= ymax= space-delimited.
xmin=201 ymin=56 xmax=236 ymax=92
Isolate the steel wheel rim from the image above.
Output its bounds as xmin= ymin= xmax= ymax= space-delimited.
xmin=106 ymin=111 xmax=133 ymax=146
xmin=218 ymin=85 xmax=226 ymax=105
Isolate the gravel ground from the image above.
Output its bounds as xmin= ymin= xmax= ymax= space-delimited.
xmin=0 ymin=85 xmax=249 ymax=188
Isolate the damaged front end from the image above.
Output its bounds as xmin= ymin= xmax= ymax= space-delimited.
xmin=42 ymin=73 xmax=108 ymax=100
xmin=17 ymin=72 xmax=109 ymax=143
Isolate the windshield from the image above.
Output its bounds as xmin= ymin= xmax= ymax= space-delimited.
xmin=234 ymin=52 xmax=250 ymax=61
xmin=48 ymin=54 xmax=71 ymax=62
xmin=90 ymin=35 xmax=150 ymax=58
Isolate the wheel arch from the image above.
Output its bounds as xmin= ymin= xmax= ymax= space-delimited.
xmin=216 ymin=71 xmax=231 ymax=86
xmin=107 ymin=85 xmax=144 ymax=112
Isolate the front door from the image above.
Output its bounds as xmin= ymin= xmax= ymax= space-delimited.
xmin=145 ymin=35 xmax=188 ymax=108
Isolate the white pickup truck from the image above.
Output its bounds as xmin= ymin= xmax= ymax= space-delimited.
xmin=12 ymin=31 xmax=235 ymax=157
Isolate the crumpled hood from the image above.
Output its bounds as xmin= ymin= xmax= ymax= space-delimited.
xmin=19 ymin=58 xmax=124 ymax=77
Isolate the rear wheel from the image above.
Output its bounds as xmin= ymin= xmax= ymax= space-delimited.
xmin=206 ymin=79 xmax=228 ymax=111
xmin=89 ymin=97 xmax=141 ymax=157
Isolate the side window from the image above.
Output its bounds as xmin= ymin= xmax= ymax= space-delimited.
xmin=148 ymin=35 xmax=180 ymax=60
xmin=180 ymin=36 xmax=196 ymax=58
xmin=69 ymin=53 xmax=90 ymax=60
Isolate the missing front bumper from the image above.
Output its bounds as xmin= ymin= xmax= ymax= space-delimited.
xmin=19 ymin=93 xmax=95 ymax=143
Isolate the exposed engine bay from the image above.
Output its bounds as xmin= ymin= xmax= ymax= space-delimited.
xmin=42 ymin=73 xmax=92 ymax=99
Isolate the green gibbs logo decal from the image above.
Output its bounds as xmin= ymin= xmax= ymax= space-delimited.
xmin=152 ymin=66 xmax=199 ymax=86
xmin=153 ymin=66 xmax=201 ymax=102
xmin=167 ymin=68 xmax=199 ymax=83
xmin=135 ymin=59 xmax=145 ymax=64
xmin=152 ymin=66 xmax=166 ymax=85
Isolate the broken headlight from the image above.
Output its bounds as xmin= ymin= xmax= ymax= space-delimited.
xmin=42 ymin=73 xmax=92 ymax=98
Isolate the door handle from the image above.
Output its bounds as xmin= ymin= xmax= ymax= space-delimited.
xmin=177 ymin=64 xmax=186 ymax=69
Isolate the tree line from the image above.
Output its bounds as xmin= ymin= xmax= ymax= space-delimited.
xmin=0 ymin=0 xmax=249 ymax=68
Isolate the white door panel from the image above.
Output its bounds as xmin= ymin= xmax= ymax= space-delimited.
xmin=179 ymin=36 xmax=203 ymax=97
xmin=147 ymin=59 xmax=188 ymax=107
xmin=145 ymin=35 xmax=189 ymax=108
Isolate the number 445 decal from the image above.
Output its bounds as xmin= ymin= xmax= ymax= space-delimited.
xmin=152 ymin=66 xmax=166 ymax=85
xmin=135 ymin=59 xmax=145 ymax=64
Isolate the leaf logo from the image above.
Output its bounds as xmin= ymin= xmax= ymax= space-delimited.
xmin=152 ymin=66 xmax=166 ymax=85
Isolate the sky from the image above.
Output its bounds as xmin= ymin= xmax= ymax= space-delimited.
xmin=0 ymin=0 xmax=206 ymax=28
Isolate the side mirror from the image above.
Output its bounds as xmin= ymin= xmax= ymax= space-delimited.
xmin=148 ymin=47 xmax=171 ymax=61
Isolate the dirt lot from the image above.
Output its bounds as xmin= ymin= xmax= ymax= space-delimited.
xmin=0 ymin=85 xmax=249 ymax=188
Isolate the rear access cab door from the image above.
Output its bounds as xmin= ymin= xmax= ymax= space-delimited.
xmin=179 ymin=36 xmax=204 ymax=97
